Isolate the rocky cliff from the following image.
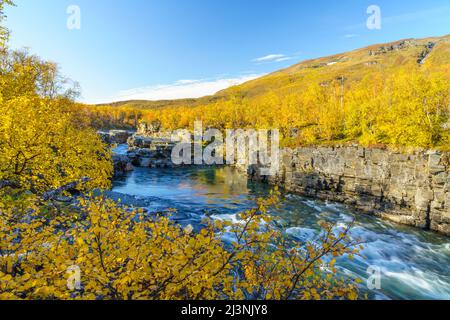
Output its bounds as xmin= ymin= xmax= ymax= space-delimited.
xmin=242 ymin=146 xmax=450 ymax=236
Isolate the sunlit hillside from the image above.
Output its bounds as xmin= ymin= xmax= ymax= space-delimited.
xmin=105 ymin=35 xmax=450 ymax=108
xmin=225 ymin=35 xmax=449 ymax=97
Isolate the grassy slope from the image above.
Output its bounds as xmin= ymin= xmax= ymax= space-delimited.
xmin=218 ymin=35 xmax=450 ymax=99
xmin=101 ymin=34 xmax=450 ymax=110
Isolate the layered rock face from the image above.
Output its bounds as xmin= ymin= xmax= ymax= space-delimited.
xmin=243 ymin=146 xmax=450 ymax=236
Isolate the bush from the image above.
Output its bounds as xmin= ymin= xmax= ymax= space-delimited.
xmin=0 ymin=191 xmax=362 ymax=300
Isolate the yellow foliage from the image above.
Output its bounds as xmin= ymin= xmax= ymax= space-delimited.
xmin=0 ymin=50 xmax=113 ymax=194
xmin=0 ymin=1 xmax=14 ymax=48
xmin=86 ymin=67 xmax=449 ymax=151
xmin=0 ymin=191 xmax=362 ymax=300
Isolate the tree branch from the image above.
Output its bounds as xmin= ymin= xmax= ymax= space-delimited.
xmin=0 ymin=179 xmax=20 ymax=190
xmin=41 ymin=177 xmax=91 ymax=201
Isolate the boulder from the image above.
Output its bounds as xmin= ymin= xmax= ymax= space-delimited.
xmin=98 ymin=130 xmax=132 ymax=145
xmin=112 ymin=154 xmax=133 ymax=177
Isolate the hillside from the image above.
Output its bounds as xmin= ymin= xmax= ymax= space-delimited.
xmin=96 ymin=96 xmax=219 ymax=110
xmin=218 ymin=35 xmax=450 ymax=98
xmin=102 ymin=34 xmax=450 ymax=109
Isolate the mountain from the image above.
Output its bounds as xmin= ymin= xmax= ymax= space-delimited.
xmin=102 ymin=34 xmax=450 ymax=109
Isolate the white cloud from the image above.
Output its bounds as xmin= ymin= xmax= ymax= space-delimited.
xmin=254 ymin=54 xmax=292 ymax=63
xmin=111 ymin=74 xmax=264 ymax=102
xmin=176 ymin=79 xmax=201 ymax=85
xmin=273 ymin=56 xmax=292 ymax=62
xmin=344 ymin=34 xmax=357 ymax=38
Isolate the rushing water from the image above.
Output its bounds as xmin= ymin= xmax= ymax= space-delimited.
xmin=112 ymin=165 xmax=450 ymax=300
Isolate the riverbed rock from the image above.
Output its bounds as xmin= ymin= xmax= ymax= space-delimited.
xmin=112 ymin=154 xmax=134 ymax=177
xmin=93 ymin=190 xmax=156 ymax=208
xmin=139 ymin=157 xmax=152 ymax=167
xmin=126 ymin=134 xmax=185 ymax=169
xmin=98 ymin=130 xmax=132 ymax=145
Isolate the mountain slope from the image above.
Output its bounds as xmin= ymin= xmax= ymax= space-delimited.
xmin=104 ymin=34 xmax=450 ymax=109
xmin=217 ymin=34 xmax=450 ymax=99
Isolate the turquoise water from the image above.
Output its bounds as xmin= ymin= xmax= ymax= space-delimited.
xmin=112 ymin=165 xmax=450 ymax=300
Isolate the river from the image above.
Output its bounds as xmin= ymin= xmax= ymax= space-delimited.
xmin=112 ymin=163 xmax=450 ymax=300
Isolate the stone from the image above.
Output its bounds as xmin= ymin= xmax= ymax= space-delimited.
xmin=112 ymin=154 xmax=133 ymax=178
xmin=98 ymin=130 xmax=132 ymax=145
xmin=139 ymin=158 xmax=152 ymax=167
xmin=415 ymin=189 xmax=434 ymax=210
xmin=428 ymin=152 xmax=442 ymax=166
xmin=430 ymin=165 xmax=446 ymax=174
xmin=357 ymin=147 xmax=366 ymax=158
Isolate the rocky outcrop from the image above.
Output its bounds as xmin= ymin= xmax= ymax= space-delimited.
xmin=418 ymin=42 xmax=436 ymax=65
xmin=367 ymin=40 xmax=437 ymax=66
xmin=126 ymin=135 xmax=178 ymax=169
xmin=98 ymin=130 xmax=133 ymax=145
xmin=111 ymin=133 xmax=181 ymax=176
xmin=112 ymin=154 xmax=134 ymax=178
xmin=369 ymin=40 xmax=417 ymax=56
xmin=241 ymin=146 xmax=450 ymax=236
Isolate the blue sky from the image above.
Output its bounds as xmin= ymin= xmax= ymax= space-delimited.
xmin=5 ymin=0 xmax=450 ymax=103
